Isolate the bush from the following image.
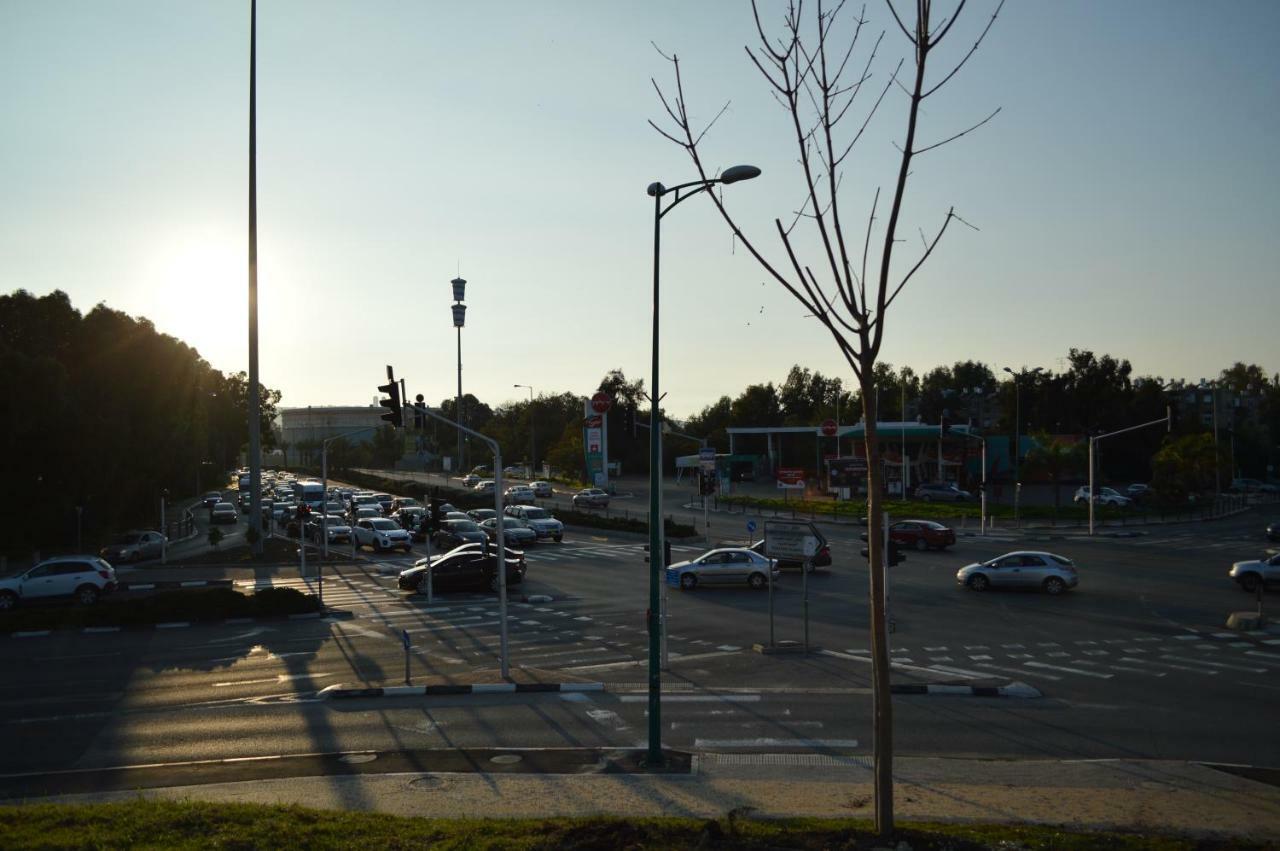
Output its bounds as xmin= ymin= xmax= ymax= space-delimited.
xmin=0 ymin=587 xmax=320 ymax=632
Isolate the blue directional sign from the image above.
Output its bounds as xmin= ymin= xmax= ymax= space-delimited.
xmin=746 ymin=520 xmax=757 ymax=534
xmin=401 ymin=629 xmax=411 ymax=650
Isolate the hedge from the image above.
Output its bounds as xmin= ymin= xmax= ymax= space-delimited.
xmin=0 ymin=587 xmax=320 ymax=632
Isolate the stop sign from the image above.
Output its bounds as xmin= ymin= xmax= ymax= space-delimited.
xmin=821 ymin=418 xmax=838 ymax=437
xmin=591 ymin=392 xmax=612 ymax=414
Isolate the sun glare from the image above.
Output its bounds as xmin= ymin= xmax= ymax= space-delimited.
xmin=144 ymin=233 xmax=247 ymax=364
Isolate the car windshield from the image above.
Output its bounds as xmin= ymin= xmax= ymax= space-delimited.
xmin=922 ymin=521 xmax=946 ymax=530
xmin=111 ymin=534 xmax=142 ymax=544
xmin=523 ymin=508 xmax=550 ymax=519
xmin=370 ymin=519 xmax=398 ymax=530
xmin=447 ymin=520 xmax=480 ymax=533
xmin=325 ymin=515 xmax=346 ymax=524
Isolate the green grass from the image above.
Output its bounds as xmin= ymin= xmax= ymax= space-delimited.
xmin=0 ymin=800 xmax=1253 ymax=850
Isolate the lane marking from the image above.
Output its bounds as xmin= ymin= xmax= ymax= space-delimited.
xmin=620 ymin=694 xmax=761 ymax=704
xmin=1024 ymin=661 xmax=1113 ymax=679
xmin=973 ymin=662 xmax=1059 ymax=681
xmin=1120 ymin=657 xmax=1218 ymax=675
xmin=695 ymin=738 xmax=858 ymax=748
xmin=1159 ymin=655 xmax=1264 ymax=673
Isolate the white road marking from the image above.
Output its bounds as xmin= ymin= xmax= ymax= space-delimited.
xmin=974 ymin=662 xmax=1059 ymax=681
xmin=1174 ymin=635 xmax=1202 ymax=641
xmin=1160 ymin=655 xmax=1265 ymax=673
xmin=694 ymin=738 xmax=859 ymax=748
xmin=1123 ymin=657 xmax=1218 ymax=675
xmin=620 ymin=694 xmax=761 ymax=703
xmin=1024 ymin=661 xmax=1113 ymax=679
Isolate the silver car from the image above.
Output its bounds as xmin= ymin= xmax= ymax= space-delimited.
xmin=956 ymin=551 xmax=1079 ymax=594
xmin=478 ymin=517 xmax=538 ymax=547
xmin=665 ymin=547 xmax=779 ymax=591
xmin=1229 ymin=553 xmax=1280 ymax=594
xmin=572 ymin=488 xmax=610 ymax=509
xmin=100 ymin=530 xmax=165 ymax=563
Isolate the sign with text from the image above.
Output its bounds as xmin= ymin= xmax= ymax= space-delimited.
xmin=776 ymin=467 xmax=806 ymax=488
xmin=827 ymin=456 xmax=867 ymax=487
xmin=764 ymin=520 xmax=819 ymax=560
xmin=699 ymin=446 xmax=716 ymax=472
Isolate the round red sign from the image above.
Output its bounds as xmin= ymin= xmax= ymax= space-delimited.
xmin=591 ymin=392 xmax=612 ymax=414
xmin=821 ymin=419 xmax=838 ymax=437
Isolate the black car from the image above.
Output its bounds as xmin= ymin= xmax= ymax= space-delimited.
xmin=746 ymin=535 xmax=832 ymax=570
xmin=1268 ymin=520 xmax=1280 ymax=542
xmin=398 ymin=549 xmax=526 ymax=594
xmin=434 ymin=519 xmax=487 ymax=550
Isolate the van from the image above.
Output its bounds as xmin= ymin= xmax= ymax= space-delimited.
xmin=295 ymin=480 xmax=326 ymax=510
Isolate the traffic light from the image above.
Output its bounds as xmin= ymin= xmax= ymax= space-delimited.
xmin=414 ymin=394 xmax=426 ymax=430
xmin=427 ymin=495 xmax=442 ymax=535
xmin=642 ymin=541 xmax=673 ymax=566
xmin=940 ymin=409 xmax=951 ymax=436
xmin=698 ymin=471 xmax=716 ymax=496
xmin=378 ymin=379 xmax=403 ymax=428
xmin=860 ymin=540 xmax=904 ymax=567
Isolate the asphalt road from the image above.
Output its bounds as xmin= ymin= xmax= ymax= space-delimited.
xmin=3 ymin=502 xmax=1277 ymax=789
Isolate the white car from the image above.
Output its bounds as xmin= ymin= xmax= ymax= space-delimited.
xmin=474 ymin=480 xmax=496 ymax=494
xmin=530 ymin=481 xmax=553 ymax=498
xmin=1229 ymin=553 xmax=1280 ymax=594
xmin=504 ymin=485 xmax=536 ymax=505
xmin=99 ymin=530 xmax=165 ymax=563
xmin=1072 ymin=486 xmax=1132 ymax=507
xmin=503 ymin=505 xmax=563 ymax=542
xmin=354 ymin=518 xmax=412 ymax=552
xmin=0 ymin=556 xmax=118 ymax=609
xmin=665 ymin=548 xmax=779 ymax=591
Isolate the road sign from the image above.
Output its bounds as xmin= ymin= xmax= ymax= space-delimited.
xmin=699 ymin=446 xmax=716 ymax=472
xmin=746 ymin=519 xmax=757 ymax=533
xmin=764 ymin=520 xmax=819 ymax=560
xmin=820 ymin=419 xmax=838 ymax=437
xmin=401 ymin=629 xmax=411 ymax=650
xmin=590 ymin=392 xmax=612 ymax=414
xmin=776 ymin=467 xmax=805 ymax=489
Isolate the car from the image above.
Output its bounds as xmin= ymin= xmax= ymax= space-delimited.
xmin=1072 ymin=486 xmax=1132 ymax=507
xmin=391 ymin=497 xmax=421 ymax=514
xmin=372 ymin=493 xmax=395 ymax=513
xmin=1229 ymin=553 xmax=1280 ymax=593
xmin=354 ymin=518 xmax=413 ymax=551
xmin=349 ymin=494 xmax=382 ymax=516
xmin=352 ymin=506 xmax=381 ymax=522
xmin=445 ymin=511 xmax=471 ymax=522
xmin=307 ymin=514 xmax=352 ymax=544
xmin=572 ymin=488 xmax=610 ymax=509
xmin=665 ymin=548 xmax=779 ymax=591
xmin=503 ymin=465 xmax=525 ymax=478
xmin=478 ymin=517 xmax=538 ymax=547
xmin=397 ymin=548 xmax=525 ymax=595
xmin=956 ymin=551 xmax=1078 ymax=594
xmin=1230 ymin=478 xmax=1264 ymax=494
xmin=1126 ymin=483 xmax=1152 ymax=499
xmin=468 ymin=508 xmax=498 ymax=523
xmin=460 ymin=474 xmax=481 ymax=488
xmin=504 ymin=485 xmax=536 ymax=505
xmin=913 ymin=482 xmax=971 ymax=502
xmin=0 ymin=556 xmax=118 ymax=609
xmin=391 ymin=506 xmax=427 ymax=529
xmin=471 ymin=465 xmax=492 ymax=475
xmin=202 ymin=491 xmax=223 ymax=509
xmin=474 ymin=480 xmax=496 ymax=494
xmin=99 ymin=530 xmax=165 ymax=563
xmin=1267 ymin=521 xmax=1280 ymax=542
xmin=745 ymin=533 xmax=832 ymax=569
xmin=210 ymin=502 xmax=238 ymax=524
xmin=434 ymin=519 xmax=488 ymax=550
xmin=885 ymin=520 xmax=956 ymax=551
xmin=530 ymin=481 xmax=553 ymax=498
xmin=504 ymin=505 xmax=563 ymax=542
xmin=322 ymin=501 xmax=344 ymax=516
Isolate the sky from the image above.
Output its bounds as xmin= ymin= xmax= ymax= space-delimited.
xmin=3 ymin=1 xmax=1278 ymax=419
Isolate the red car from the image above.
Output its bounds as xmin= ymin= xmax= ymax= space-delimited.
xmin=888 ymin=520 xmax=955 ymax=551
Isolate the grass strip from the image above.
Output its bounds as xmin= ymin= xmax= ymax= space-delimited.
xmin=0 ymin=800 xmax=1260 ymax=850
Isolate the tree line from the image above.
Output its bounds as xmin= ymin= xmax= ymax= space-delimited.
xmin=0 ymin=290 xmax=280 ymax=557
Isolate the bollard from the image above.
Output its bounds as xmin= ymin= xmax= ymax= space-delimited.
xmin=402 ymin=629 xmax=412 ymax=685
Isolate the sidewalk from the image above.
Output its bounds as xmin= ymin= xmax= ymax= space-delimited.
xmin=32 ymin=754 xmax=1280 ymax=841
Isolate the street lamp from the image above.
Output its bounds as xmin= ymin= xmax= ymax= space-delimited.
xmin=514 ymin=384 xmax=535 ymax=477
xmin=645 ymin=162 xmax=760 ymax=765
xmin=1003 ymin=366 xmax=1042 ymax=525
xmin=451 ymin=277 xmax=467 ymax=475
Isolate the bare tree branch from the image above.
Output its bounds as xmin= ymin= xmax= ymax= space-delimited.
xmin=883 ymin=208 xmax=956 ymax=311
xmin=883 ymin=0 xmax=917 ymax=44
xmin=913 ymin=106 xmax=1000 ymax=155
xmin=922 ymin=0 xmax=1004 ymax=97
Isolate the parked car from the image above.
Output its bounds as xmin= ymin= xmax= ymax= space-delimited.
xmin=504 ymin=505 xmax=564 ymax=542
xmin=1229 ymin=553 xmax=1280 ymax=593
xmin=478 ymin=517 xmax=538 ymax=547
xmin=398 ymin=548 xmax=525 ymax=595
xmin=745 ymin=533 xmax=832 ymax=569
xmin=474 ymin=480 xmax=496 ymax=494
xmin=307 ymin=515 xmax=352 ymax=544
xmin=210 ymin=502 xmax=238 ymax=524
xmin=503 ymin=465 xmax=524 ymax=478
xmin=202 ymin=491 xmax=223 ymax=509
xmin=886 ymin=520 xmax=956 ymax=551
xmin=99 ymin=530 xmax=165 ymax=563
xmin=504 ymin=485 xmax=536 ymax=505
xmin=1126 ymin=483 xmax=1152 ymax=499
xmin=354 ymin=518 xmax=412 ymax=552
xmin=460 ymin=473 xmax=481 ymax=488
xmin=1267 ymin=520 xmax=1280 ymax=542
xmin=666 ymin=548 xmax=779 ymax=591
xmin=467 ymin=508 xmax=498 ymax=523
xmin=1072 ymin=486 xmax=1132 ymax=507
xmin=572 ymin=488 xmax=610 ymax=509
xmin=0 ymin=556 xmax=118 ymax=609
xmin=471 ymin=465 xmax=492 ymax=476
xmin=530 ymin=481 xmax=553 ymax=498
xmin=434 ymin=519 xmax=488 ymax=550
xmin=913 ymin=482 xmax=972 ymax=502
xmin=956 ymin=551 xmax=1078 ymax=594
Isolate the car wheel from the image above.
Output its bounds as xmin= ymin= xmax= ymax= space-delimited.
xmin=968 ymin=574 xmax=989 ymax=592
xmin=1043 ymin=576 xmax=1066 ymax=595
xmin=748 ymin=572 xmax=766 ymax=590
xmin=76 ymin=585 xmax=100 ymax=606
xmin=554 ymin=535 xmax=562 ymax=543
xmin=913 ymin=538 xmax=926 ymax=551
xmin=1240 ymin=573 xmax=1262 ymax=593
xmin=679 ymin=573 xmax=697 ymax=591
xmin=0 ymin=591 xmax=17 ymax=611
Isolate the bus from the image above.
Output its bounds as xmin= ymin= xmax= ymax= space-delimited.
xmin=295 ymin=480 xmax=326 ymax=511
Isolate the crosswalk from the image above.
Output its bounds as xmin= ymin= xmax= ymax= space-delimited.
xmin=832 ymin=630 xmax=1280 ymax=684
xmin=1083 ymin=532 xmax=1265 ymax=551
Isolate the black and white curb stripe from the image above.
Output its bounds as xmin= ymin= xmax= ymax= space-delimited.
xmin=890 ymin=681 xmax=1040 ymax=698
xmin=318 ymin=682 xmax=603 ymax=699
xmin=119 ymin=579 xmax=234 ymax=592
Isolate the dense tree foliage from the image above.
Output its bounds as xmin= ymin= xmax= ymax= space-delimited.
xmin=0 ymin=290 xmax=280 ymax=556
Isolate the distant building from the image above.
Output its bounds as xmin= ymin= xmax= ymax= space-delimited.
xmin=276 ymin=406 xmax=384 ymax=448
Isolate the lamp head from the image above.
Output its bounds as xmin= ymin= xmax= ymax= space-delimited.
xmin=720 ymin=164 xmax=761 ymax=184
xmin=1003 ymin=367 xmax=1014 ymax=375
xmin=646 ymin=181 xmax=665 ymax=197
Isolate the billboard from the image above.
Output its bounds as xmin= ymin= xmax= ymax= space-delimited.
xmin=827 ymin=456 xmax=868 ymax=487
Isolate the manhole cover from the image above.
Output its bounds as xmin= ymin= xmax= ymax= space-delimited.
xmin=489 ymin=754 xmax=523 ymax=765
xmin=339 ymin=753 xmax=378 ymax=764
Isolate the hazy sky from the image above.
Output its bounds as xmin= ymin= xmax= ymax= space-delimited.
xmin=4 ymin=1 xmax=1278 ymax=418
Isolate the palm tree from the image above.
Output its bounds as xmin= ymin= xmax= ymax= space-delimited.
xmin=1024 ymin=432 xmax=1086 ymax=514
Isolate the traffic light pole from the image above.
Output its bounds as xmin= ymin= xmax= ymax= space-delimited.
xmin=1088 ymin=408 xmax=1171 ymax=536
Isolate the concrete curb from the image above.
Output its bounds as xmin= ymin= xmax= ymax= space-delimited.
xmin=119 ymin=579 xmax=234 ymax=592
xmin=317 ymin=682 xmax=604 ymax=700
xmin=1 ymin=608 xmax=330 ymax=639
xmin=890 ymin=681 xmax=1041 ymax=699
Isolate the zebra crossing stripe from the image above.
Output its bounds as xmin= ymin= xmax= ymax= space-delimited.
xmin=1024 ymin=661 xmax=1112 ymax=679
xmin=1160 ymin=655 xmax=1265 ymax=673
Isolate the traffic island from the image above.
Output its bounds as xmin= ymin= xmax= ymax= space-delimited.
xmin=752 ymin=640 xmax=817 ymax=655
xmin=1227 ymin=611 xmax=1268 ymax=631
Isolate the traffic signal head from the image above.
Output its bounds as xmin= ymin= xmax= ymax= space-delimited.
xmin=378 ymin=380 xmax=403 ymax=428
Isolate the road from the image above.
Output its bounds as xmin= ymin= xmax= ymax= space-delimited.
xmin=2 ymin=497 xmax=1277 ymax=794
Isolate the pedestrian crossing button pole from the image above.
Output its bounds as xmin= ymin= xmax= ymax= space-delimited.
xmin=402 ymin=629 xmax=412 ymax=685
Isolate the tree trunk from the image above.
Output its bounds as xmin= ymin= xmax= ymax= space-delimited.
xmin=861 ymin=378 xmax=894 ymax=835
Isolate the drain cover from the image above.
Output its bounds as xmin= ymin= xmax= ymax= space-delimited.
xmin=489 ymin=754 xmax=523 ymax=765
xmin=339 ymin=753 xmax=378 ymax=764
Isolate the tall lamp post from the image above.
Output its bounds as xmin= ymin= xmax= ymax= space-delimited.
xmin=451 ymin=277 xmax=467 ymax=476
xmin=1003 ymin=366 xmax=1042 ymax=525
xmin=645 ymin=163 xmax=760 ymax=766
xmin=514 ymin=384 xmax=535 ymax=476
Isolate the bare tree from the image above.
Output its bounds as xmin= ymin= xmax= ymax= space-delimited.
xmin=651 ymin=0 xmax=1003 ymax=836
